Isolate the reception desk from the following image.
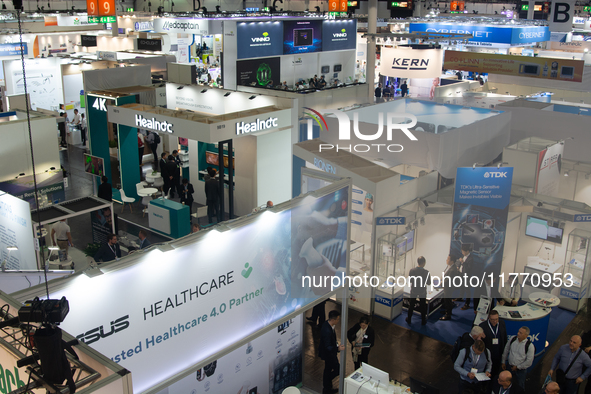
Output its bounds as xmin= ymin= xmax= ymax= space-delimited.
xmin=148 ymin=198 xmax=190 ymax=238
xmin=344 ymin=368 xmax=409 ymax=394
xmin=494 ymin=303 xmax=552 ymax=356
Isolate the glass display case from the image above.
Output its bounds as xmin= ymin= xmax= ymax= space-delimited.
xmin=374 ymin=232 xmax=410 ymax=320
xmin=560 ymin=229 xmax=591 ymax=312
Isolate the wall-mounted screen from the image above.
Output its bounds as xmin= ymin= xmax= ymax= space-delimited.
xmin=83 ymin=153 xmax=104 ymax=177
xmin=322 ymin=19 xmax=357 ymax=51
xmin=321 ymin=65 xmax=330 ymax=74
xmin=237 ymin=21 xmax=284 ymax=59
xmin=283 ymin=20 xmax=322 ymax=54
xmin=334 ymin=64 xmax=342 ymax=72
xmin=236 ymin=57 xmax=281 ymax=87
xmin=525 ymin=216 xmax=563 ymax=244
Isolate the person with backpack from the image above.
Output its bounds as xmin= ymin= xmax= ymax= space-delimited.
xmin=502 ymin=326 xmax=535 ymax=391
xmin=547 ymin=335 xmax=591 ymax=394
xmin=451 ymin=326 xmax=486 ymax=366
xmin=454 ymin=339 xmax=491 ymax=393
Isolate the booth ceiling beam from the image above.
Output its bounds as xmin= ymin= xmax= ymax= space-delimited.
xmin=362 ymin=31 xmax=473 ymax=44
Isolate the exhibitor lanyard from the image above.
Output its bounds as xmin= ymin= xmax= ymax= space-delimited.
xmin=109 ymin=244 xmax=116 ymax=257
xmin=489 ymin=321 xmax=499 ymax=338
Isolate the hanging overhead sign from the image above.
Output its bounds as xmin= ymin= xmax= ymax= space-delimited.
xmin=56 ymin=15 xmax=98 ymax=26
xmin=549 ymin=0 xmax=575 ymax=32
xmin=444 ymin=51 xmax=584 ymax=82
xmin=379 ymin=47 xmax=443 ymax=78
xmin=137 ymin=38 xmax=162 ymax=51
xmin=409 ymin=23 xmax=550 ymax=45
xmin=81 ymin=35 xmax=98 ymax=47
xmin=153 ymin=18 xmax=209 ymax=35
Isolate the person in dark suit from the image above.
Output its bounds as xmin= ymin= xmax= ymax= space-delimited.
xmin=307 ymin=300 xmax=326 ymax=326
xmin=440 ymin=254 xmax=461 ymax=321
xmin=401 ymin=80 xmax=408 ymax=97
xmin=347 ymin=315 xmax=375 ymax=370
xmin=318 ymin=310 xmax=345 ymax=394
xmin=460 ymin=244 xmax=476 ymax=310
xmin=160 ymin=152 xmax=169 ymax=195
xmin=204 ymin=167 xmax=220 ymax=223
xmin=138 ymin=230 xmax=151 ymax=249
xmin=406 ymin=256 xmax=431 ymax=325
xmin=491 ymin=371 xmax=525 ymax=394
xmin=479 ymin=310 xmax=508 ymax=377
xmin=94 ymin=233 xmax=121 ymax=263
xmin=97 ymin=176 xmax=112 ymax=202
xmin=583 ymin=329 xmax=591 ymax=394
xmin=165 ymin=155 xmax=179 ymax=198
xmin=180 ymin=178 xmax=194 ymax=216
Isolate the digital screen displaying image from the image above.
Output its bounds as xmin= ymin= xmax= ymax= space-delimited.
xmin=283 ymin=20 xmax=322 ymax=54
xmin=236 ymin=57 xmax=281 ymax=87
xmin=237 ymin=21 xmax=284 ymax=59
xmin=205 ymin=151 xmax=219 ymax=166
xmin=525 ymin=216 xmax=563 ymax=243
xmin=84 ymin=153 xmax=104 ymax=176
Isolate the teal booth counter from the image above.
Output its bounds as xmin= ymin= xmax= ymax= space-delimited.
xmin=148 ymin=199 xmax=190 ymax=238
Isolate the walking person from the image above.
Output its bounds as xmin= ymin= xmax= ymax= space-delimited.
xmin=406 ymin=256 xmax=431 ymax=325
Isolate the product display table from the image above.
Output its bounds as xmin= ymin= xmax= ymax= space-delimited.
xmin=528 ymin=292 xmax=560 ymax=307
xmin=402 ymin=286 xmax=444 ymax=316
xmin=344 ymin=368 xmax=409 ymax=394
xmin=494 ymin=303 xmax=552 ymax=355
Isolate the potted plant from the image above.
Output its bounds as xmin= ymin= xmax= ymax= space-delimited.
xmin=109 ymin=140 xmax=118 ymax=156
xmin=83 ymin=242 xmax=101 ymax=257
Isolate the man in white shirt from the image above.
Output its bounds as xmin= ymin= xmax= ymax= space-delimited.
xmin=499 ymin=278 xmax=521 ymax=306
xmin=502 ymin=326 xmax=535 ymax=391
xmin=70 ymin=109 xmax=81 ymax=128
xmin=51 ymin=219 xmax=73 ymax=253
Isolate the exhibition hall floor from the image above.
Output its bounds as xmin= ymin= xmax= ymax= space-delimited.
xmin=303 ymin=300 xmax=591 ymax=394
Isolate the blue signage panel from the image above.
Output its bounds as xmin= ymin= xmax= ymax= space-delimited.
xmin=504 ymin=313 xmax=549 ymax=356
xmin=409 ymin=23 xmax=549 ymax=45
xmin=450 ymin=167 xmax=514 ymax=277
xmin=375 ymin=295 xmax=392 ymax=307
xmin=0 ymin=43 xmax=27 ymax=56
xmin=376 ymin=217 xmax=406 ymax=225
xmin=322 ymin=19 xmax=356 ymax=51
xmin=283 ymin=20 xmax=322 ymax=55
xmin=574 ymin=214 xmax=591 ymax=222
xmin=237 ymin=21 xmax=283 ymax=60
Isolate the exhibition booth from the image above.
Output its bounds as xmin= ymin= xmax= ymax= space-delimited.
xmin=293 ymin=139 xmax=439 ymax=313
xmin=13 ymin=179 xmax=354 ymax=394
xmin=314 ymin=99 xmax=511 ymax=179
xmin=0 ymin=291 xmax=133 ymax=394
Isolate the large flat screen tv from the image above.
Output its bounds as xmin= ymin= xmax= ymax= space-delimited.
xmin=525 ymin=216 xmax=563 ymax=244
xmin=84 ymin=153 xmax=104 ymax=177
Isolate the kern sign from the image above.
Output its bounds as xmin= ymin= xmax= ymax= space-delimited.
xmin=379 ymin=47 xmax=443 ymax=78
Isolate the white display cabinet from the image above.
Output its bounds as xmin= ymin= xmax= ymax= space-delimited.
xmin=374 ymin=232 xmax=408 ymax=320
xmin=560 ymin=229 xmax=591 ymax=312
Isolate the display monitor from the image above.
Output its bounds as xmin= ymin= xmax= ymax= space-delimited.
xmin=83 ymin=153 xmax=104 ymax=177
xmin=334 ymin=64 xmax=342 ymax=72
xmin=321 ymin=65 xmax=330 ymax=74
xmin=525 ymin=216 xmax=563 ymax=244
xmin=410 ymin=378 xmax=440 ymax=394
xmin=294 ymin=29 xmax=313 ymax=47
xmin=205 ymin=151 xmax=219 ymax=166
xmin=361 ymin=362 xmax=389 ymax=389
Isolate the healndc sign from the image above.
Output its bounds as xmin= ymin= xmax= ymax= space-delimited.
xmin=409 ymin=23 xmax=549 ymax=45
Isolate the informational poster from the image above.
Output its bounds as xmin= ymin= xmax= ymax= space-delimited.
xmin=237 ymin=22 xmax=283 ymax=59
xmin=450 ymin=167 xmax=513 ymax=277
xmin=0 ymin=170 xmax=65 ymax=209
xmin=443 ymin=50 xmax=584 ymax=82
xmin=380 ymin=47 xmax=443 ymax=79
xmin=159 ymin=316 xmax=302 ymax=394
xmin=0 ymin=193 xmax=37 ymax=270
xmin=534 ymin=142 xmax=564 ymax=197
xmin=90 ymin=208 xmax=114 ymax=244
xmin=9 ymin=58 xmax=60 ymax=110
xmin=283 ymin=20 xmax=322 ymax=55
xmin=39 ymin=185 xmax=349 ymax=393
xmin=236 ymin=57 xmax=281 ymax=88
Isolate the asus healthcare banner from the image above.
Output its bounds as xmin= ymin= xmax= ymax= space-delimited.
xmin=41 ymin=185 xmax=350 ymax=393
xmin=450 ymin=167 xmax=513 ymax=279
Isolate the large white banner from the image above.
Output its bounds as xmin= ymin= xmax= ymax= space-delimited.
xmin=159 ymin=315 xmax=302 ymax=394
xmin=535 ymin=142 xmax=564 ymax=197
xmin=0 ymin=193 xmax=37 ymax=270
xmin=549 ymin=0 xmax=576 ymax=32
xmin=56 ymin=15 xmax=97 ymax=26
xmin=379 ymin=47 xmax=443 ymax=79
xmin=153 ymin=18 xmax=209 ymax=35
xmin=39 ymin=185 xmax=349 ymax=393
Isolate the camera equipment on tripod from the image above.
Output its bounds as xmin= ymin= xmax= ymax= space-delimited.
xmin=18 ymin=297 xmax=69 ymax=324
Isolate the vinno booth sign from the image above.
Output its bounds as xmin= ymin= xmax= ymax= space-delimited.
xmin=19 ymin=183 xmax=351 ymax=393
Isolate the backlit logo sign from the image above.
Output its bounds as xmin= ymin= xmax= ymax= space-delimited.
xmin=135 ymin=21 xmax=154 ymax=31
xmin=162 ymin=20 xmax=200 ymax=31
xmin=519 ymin=31 xmax=546 ymax=39
xmin=251 ymin=32 xmax=270 ymax=42
xmin=392 ymin=58 xmax=429 ymax=71
xmin=92 ymin=97 xmax=107 ymax=112
xmin=236 ymin=117 xmax=278 ymax=135
xmin=426 ymin=27 xmax=491 ymax=38
xmin=76 ymin=315 xmax=130 ymax=345
xmin=135 ymin=114 xmax=174 ymax=133
xmin=333 ymin=29 xmax=347 ymax=38
xmin=304 ymin=107 xmax=418 ymax=153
